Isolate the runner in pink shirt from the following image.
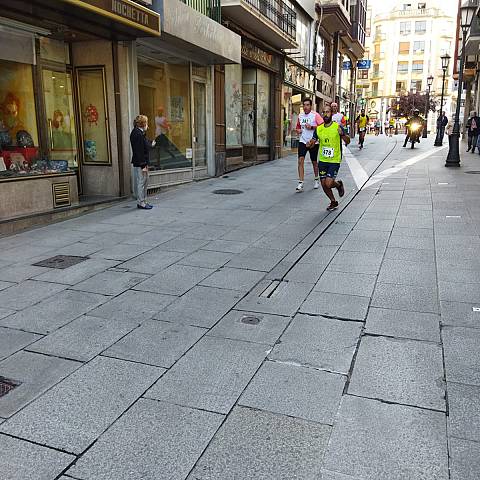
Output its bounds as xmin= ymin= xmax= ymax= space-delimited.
xmin=295 ymin=98 xmax=323 ymax=192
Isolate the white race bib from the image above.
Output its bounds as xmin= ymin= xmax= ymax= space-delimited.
xmin=322 ymin=147 xmax=335 ymax=158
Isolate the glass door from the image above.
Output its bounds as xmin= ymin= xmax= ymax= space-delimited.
xmin=193 ymin=80 xmax=207 ymax=171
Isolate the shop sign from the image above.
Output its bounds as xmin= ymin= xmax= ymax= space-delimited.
xmin=342 ymin=61 xmax=352 ymax=70
xmin=284 ymin=60 xmax=314 ymax=93
xmin=357 ymin=60 xmax=372 ymax=70
xmin=241 ymin=40 xmax=279 ymax=72
xmin=60 ymin=0 xmax=161 ymax=36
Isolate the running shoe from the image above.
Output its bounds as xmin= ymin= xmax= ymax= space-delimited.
xmin=296 ymin=182 xmax=304 ymax=192
xmin=336 ymin=180 xmax=345 ymax=197
xmin=314 ymin=179 xmax=320 ymax=189
xmin=326 ymin=201 xmax=339 ymax=211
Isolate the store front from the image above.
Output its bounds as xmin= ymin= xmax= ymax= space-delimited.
xmin=282 ymin=59 xmax=315 ymax=156
xmin=224 ymin=39 xmax=282 ymax=172
xmin=0 ymin=0 xmax=160 ymax=227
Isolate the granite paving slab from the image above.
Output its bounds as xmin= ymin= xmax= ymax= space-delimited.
xmin=226 ymin=246 xmax=288 ymax=272
xmin=91 ymin=243 xmax=152 ymax=261
xmin=68 ymin=399 xmax=224 ymax=480
xmin=119 ymin=247 xmax=186 ymax=274
xmin=371 ymin=283 xmax=439 ymax=314
xmin=239 ymin=360 xmax=345 ymax=424
xmin=440 ymin=301 xmax=480 ymax=329
xmin=438 ymin=281 xmax=480 ymax=304
xmin=0 ymin=280 xmax=66 ymax=311
xmin=104 ymin=320 xmax=206 ymax=368
xmin=365 ymin=307 xmax=440 ymax=342
xmin=135 ymin=264 xmax=215 ymax=296
xmin=327 ymin=251 xmax=384 ymax=275
xmin=0 ymin=264 xmax=49 ymax=283
xmin=0 ymin=290 xmax=108 ymax=334
xmin=187 ymin=406 xmax=330 ymax=480
xmin=208 ymin=310 xmax=290 ymax=345
xmin=27 ymin=315 xmax=139 ymax=362
xmin=0 ymin=434 xmax=75 ymax=480
xmin=449 ymin=437 xmax=480 ymax=480
xmin=349 ymin=336 xmax=445 ymax=410
xmin=0 ymin=327 xmax=41 ymax=361
xmin=154 ymin=285 xmax=242 ymax=328
xmin=177 ymin=250 xmax=233 ymax=269
xmin=0 ymin=351 xmax=79 ymax=417
xmin=314 ymin=271 xmax=377 ymax=297
xmin=269 ymin=314 xmax=362 ymax=374
xmin=0 ymin=356 xmax=163 ymax=454
xmin=448 ymin=382 xmax=480 ymax=442
xmin=323 ymin=395 xmax=448 ymax=480
xmin=145 ymin=336 xmax=267 ymax=414
xmin=443 ymin=326 xmax=480 ymax=386
xmin=71 ymin=270 xmax=149 ymax=296
xmin=199 ymin=267 xmax=265 ymax=291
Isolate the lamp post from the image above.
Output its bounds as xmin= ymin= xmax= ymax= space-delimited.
xmin=434 ymin=53 xmax=451 ymax=146
xmin=446 ymin=1 xmax=477 ymax=167
xmin=423 ymin=75 xmax=434 ymax=138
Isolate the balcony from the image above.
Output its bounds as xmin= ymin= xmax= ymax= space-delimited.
xmin=373 ymin=33 xmax=386 ymax=43
xmin=371 ymin=70 xmax=384 ymax=79
xmin=180 ymin=0 xmax=221 ymax=22
xmin=466 ymin=16 xmax=480 ymax=55
xmin=222 ymin=0 xmax=296 ymax=49
xmin=315 ymin=0 xmax=351 ymax=35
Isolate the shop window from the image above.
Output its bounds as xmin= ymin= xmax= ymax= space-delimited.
xmin=242 ymin=68 xmax=256 ymax=146
xmin=42 ymin=70 xmax=78 ymax=168
xmin=256 ymin=69 xmax=270 ymax=147
xmin=225 ymin=64 xmax=242 ymax=146
xmin=76 ymin=67 xmax=111 ymax=165
xmin=138 ymin=61 xmax=191 ymax=170
xmin=0 ymin=59 xmax=40 ymax=177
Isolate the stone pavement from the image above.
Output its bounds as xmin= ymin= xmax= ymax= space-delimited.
xmin=0 ymin=134 xmax=480 ymax=479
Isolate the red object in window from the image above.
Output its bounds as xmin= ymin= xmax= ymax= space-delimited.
xmin=1 ymin=147 xmax=39 ymax=168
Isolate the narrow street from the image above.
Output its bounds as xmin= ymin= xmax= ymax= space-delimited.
xmin=1 ymin=134 xmax=479 ymax=479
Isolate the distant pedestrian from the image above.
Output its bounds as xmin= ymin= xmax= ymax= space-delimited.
xmin=437 ymin=111 xmax=448 ymax=142
xmin=355 ymin=109 xmax=369 ymax=149
xmin=375 ymin=119 xmax=381 ymax=135
xmin=130 ymin=115 xmax=156 ymax=210
xmin=389 ymin=118 xmax=395 ymax=137
xmin=466 ymin=110 xmax=480 ymax=153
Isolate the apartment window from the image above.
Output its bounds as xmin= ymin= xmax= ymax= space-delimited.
xmin=399 ymin=42 xmax=410 ymax=54
xmin=418 ymin=3 xmax=426 ymax=9
xmin=372 ymin=82 xmax=378 ymax=97
xmin=396 ymin=81 xmax=406 ymax=92
xmin=373 ymin=64 xmax=379 ymax=75
xmin=415 ymin=21 xmax=426 ymax=33
xmin=400 ymin=22 xmax=411 ymax=35
xmin=374 ymin=44 xmax=381 ymax=57
xmin=359 ymin=69 xmax=369 ymax=79
xmin=412 ymin=60 xmax=424 ymax=72
xmin=375 ymin=25 xmax=382 ymax=35
xmin=403 ymin=3 xmax=412 ymax=9
xmin=397 ymin=62 xmax=409 ymax=73
xmin=410 ymin=80 xmax=422 ymax=91
xmin=413 ymin=41 xmax=425 ymax=53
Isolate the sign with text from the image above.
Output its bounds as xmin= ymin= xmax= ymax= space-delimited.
xmin=357 ymin=60 xmax=372 ymax=70
xmin=241 ymin=39 xmax=280 ymax=72
xmin=61 ymin=0 xmax=160 ymax=36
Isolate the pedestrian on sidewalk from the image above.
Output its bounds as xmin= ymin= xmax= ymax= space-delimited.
xmin=130 ymin=115 xmax=156 ymax=210
xmin=466 ymin=111 xmax=480 ymax=153
xmin=307 ymin=104 xmax=350 ymax=211
xmin=295 ymin=98 xmax=323 ymax=192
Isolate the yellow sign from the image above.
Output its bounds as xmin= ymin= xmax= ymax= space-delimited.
xmin=61 ymin=0 xmax=161 ymax=36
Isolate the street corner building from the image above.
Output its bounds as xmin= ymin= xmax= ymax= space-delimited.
xmin=0 ymin=0 xmax=240 ymax=232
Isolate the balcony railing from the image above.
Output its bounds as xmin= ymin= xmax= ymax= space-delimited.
xmin=180 ymin=0 xmax=221 ymax=22
xmin=243 ymin=0 xmax=296 ymax=38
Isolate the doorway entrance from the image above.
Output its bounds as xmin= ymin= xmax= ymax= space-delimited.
xmin=193 ymin=80 xmax=207 ymax=177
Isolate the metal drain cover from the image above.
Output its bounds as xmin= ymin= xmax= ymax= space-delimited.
xmin=212 ymin=189 xmax=243 ymax=195
xmin=33 ymin=255 xmax=89 ymax=269
xmin=240 ymin=315 xmax=261 ymax=325
xmin=465 ymin=171 xmax=480 ymax=174
xmin=0 ymin=377 xmax=19 ymax=398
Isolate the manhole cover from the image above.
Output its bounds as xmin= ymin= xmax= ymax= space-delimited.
xmin=465 ymin=171 xmax=480 ymax=174
xmin=240 ymin=315 xmax=261 ymax=325
xmin=0 ymin=377 xmax=19 ymax=398
xmin=212 ymin=189 xmax=243 ymax=195
xmin=33 ymin=255 xmax=89 ymax=269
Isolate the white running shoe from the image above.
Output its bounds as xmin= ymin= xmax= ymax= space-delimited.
xmin=314 ymin=179 xmax=320 ymax=189
xmin=296 ymin=181 xmax=304 ymax=192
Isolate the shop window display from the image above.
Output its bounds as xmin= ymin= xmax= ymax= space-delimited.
xmin=138 ymin=61 xmax=192 ymax=170
xmin=0 ymin=59 xmax=42 ymax=178
xmin=256 ymin=69 xmax=270 ymax=147
xmin=242 ymin=68 xmax=256 ymax=146
xmin=225 ymin=64 xmax=242 ymax=146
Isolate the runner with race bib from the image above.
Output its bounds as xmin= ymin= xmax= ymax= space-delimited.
xmin=355 ymin=109 xmax=369 ymax=149
xmin=307 ymin=105 xmax=351 ymax=211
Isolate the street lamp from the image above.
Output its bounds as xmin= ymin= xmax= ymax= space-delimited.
xmin=423 ymin=74 xmax=434 ymax=138
xmin=446 ymin=0 xmax=478 ymax=166
xmin=434 ymin=53 xmax=451 ymax=146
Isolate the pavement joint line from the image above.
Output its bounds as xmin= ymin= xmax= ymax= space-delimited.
xmin=362 ymin=332 xmax=442 ymax=345
xmin=297 ymin=311 xmax=366 ymax=323
xmin=0 ymin=430 xmax=78 ymax=457
xmin=345 ymin=393 xmax=447 ymax=414
xmin=140 ymin=395 xmax=226 ymax=417
xmin=266 ymin=358 xmax=349 ymax=377
xmin=447 ymin=435 xmax=480 ymax=445
xmin=21 ymin=349 xmax=85 ymax=364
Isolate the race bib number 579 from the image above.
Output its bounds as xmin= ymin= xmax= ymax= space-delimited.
xmin=322 ymin=147 xmax=334 ymax=158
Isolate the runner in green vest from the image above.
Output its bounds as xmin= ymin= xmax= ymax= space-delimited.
xmin=307 ymin=104 xmax=351 ymax=211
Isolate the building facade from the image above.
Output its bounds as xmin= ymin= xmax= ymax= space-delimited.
xmin=358 ymin=0 xmax=456 ymax=132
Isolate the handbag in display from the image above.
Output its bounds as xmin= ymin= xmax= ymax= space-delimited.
xmin=16 ymin=130 xmax=34 ymax=148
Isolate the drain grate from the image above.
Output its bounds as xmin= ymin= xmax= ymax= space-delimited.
xmin=0 ymin=377 xmax=19 ymax=398
xmin=465 ymin=171 xmax=480 ymax=174
xmin=212 ymin=189 xmax=243 ymax=195
xmin=33 ymin=255 xmax=89 ymax=269
xmin=241 ymin=315 xmax=261 ymax=325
